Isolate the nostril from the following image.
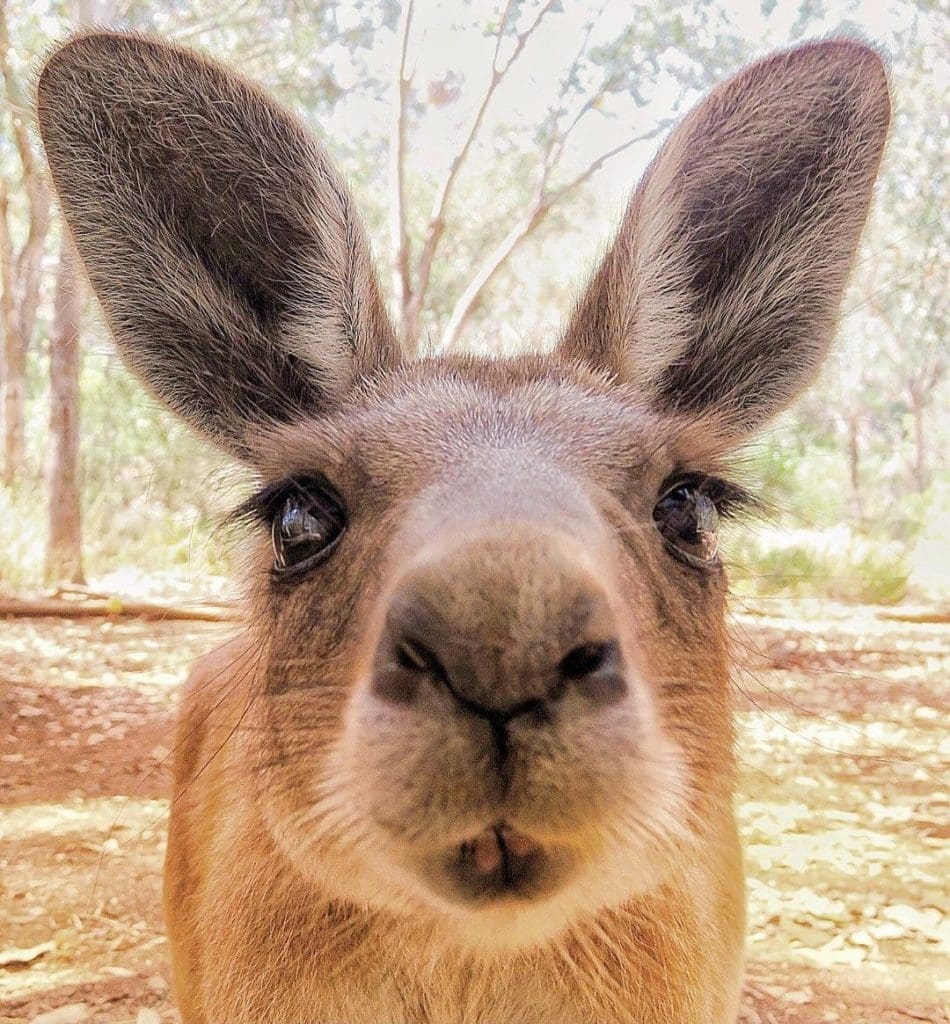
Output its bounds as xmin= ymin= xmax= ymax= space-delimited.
xmin=558 ymin=641 xmax=615 ymax=679
xmin=556 ymin=640 xmax=627 ymax=706
xmin=373 ymin=636 xmax=448 ymax=705
xmin=395 ymin=637 xmax=438 ymax=674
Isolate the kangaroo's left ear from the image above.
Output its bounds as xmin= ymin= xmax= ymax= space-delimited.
xmin=37 ymin=31 xmax=400 ymax=460
xmin=559 ymin=40 xmax=891 ymax=438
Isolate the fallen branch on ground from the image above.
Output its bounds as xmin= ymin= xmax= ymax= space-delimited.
xmin=0 ymin=596 xmax=237 ymax=622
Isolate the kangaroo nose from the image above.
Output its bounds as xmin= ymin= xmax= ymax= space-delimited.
xmin=370 ymin=533 xmax=628 ymax=720
xmin=376 ymin=629 xmax=626 ymax=718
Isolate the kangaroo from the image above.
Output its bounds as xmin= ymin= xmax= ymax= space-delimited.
xmin=37 ymin=31 xmax=889 ymax=1024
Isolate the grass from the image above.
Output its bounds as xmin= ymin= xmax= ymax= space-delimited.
xmin=726 ymin=524 xmax=911 ymax=604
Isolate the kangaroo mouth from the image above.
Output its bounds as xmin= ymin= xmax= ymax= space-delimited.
xmin=434 ymin=821 xmax=561 ymax=905
xmin=460 ymin=822 xmax=540 ymax=879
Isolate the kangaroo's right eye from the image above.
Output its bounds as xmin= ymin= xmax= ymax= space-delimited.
xmin=270 ymin=477 xmax=346 ymax=577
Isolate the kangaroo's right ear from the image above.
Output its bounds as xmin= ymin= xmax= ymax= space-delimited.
xmin=559 ymin=40 xmax=890 ymax=440
xmin=37 ymin=31 xmax=399 ymax=459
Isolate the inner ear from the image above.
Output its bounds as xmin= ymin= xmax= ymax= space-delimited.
xmin=37 ymin=31 xmax=399 ymax=458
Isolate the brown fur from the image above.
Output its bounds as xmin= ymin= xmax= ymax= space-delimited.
xmin=37 ymin=32 xmax=889 ymax=1024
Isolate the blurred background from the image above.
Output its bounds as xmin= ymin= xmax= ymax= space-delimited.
xmin=0 ymin=0 xmax=946 ymax=604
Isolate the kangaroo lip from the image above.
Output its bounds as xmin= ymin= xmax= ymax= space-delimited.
xmin=429 ymin=821 xmax=564 ymax=906
xmin=460 ymin=823 xmax=540 ymax=876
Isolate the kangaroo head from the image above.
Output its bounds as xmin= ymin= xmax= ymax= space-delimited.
xmin=38 ymin=33 xmax=889 ymax=951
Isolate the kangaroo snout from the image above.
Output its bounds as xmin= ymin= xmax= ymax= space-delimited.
xmin=346 ymin=523 xmax=652 ymax=923
xmin=372 ymin=540 xmax=629 ymax=725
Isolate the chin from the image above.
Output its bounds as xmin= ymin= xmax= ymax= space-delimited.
xmin=387 ymin=812 xmax=688 ymax=955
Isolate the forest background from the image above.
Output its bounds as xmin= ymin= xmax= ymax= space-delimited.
xmin=0 ymin=0 xmax=946 ymax=606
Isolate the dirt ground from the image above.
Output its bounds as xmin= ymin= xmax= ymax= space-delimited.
xmin=0 ymin=600 xmax=946 ymax=1023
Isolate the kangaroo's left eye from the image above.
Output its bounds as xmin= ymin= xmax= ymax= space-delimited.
xmin=653 ymin=476 xmax=721 ymax=567
xmin=270 ymin=477 xmax=346 ymax=577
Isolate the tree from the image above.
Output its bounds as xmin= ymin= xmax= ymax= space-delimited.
xmin=0 ymin=0 xmax=51 ymax=484
xmin=46 ymin=237 xmax=84 ymax=584
xmin=382 ymin=1 xmax=782 ymax=352
xmin=838 ymin=4 xmax=948 ymax=498
xmin=873 ymin=27 xmax=947 ymax=495
xmin=386 ymin=0 xmax=748 ymax=353
xmin=45 ymin=0 xmax=116 ymax=585
xmin=0 ymin=0 xmax=944 ymax=593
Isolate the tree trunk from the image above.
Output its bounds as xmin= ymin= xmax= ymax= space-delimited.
xmin=845 ymin=412 xmax=863 ymax=525
xmin=0 ymin=178 xmax=10 ymax=399
xmin=910 ymin=394 xmax=928 ymax=493
xmin=388 ymin=0 xmax=413 ymax=342
xmin=45 ymin=239 xmax=85 ymax=585
xmin=0 ymin=1 xmax=53 ymax=485
xmin=2 ymin=332 xmax=27 ymax=485
xmin=0 ymin=175 xmax=26 ymax=486
xmin=41 ymin=0 xmax=110 ymax=583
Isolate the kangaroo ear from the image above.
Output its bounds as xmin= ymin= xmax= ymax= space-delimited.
xmin=560 ymin=40 xmax=890 ymax=438
xmin=37 ymin=31 xmax=399 ymax=459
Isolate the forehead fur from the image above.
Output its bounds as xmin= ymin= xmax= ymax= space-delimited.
xmin=253 ymin=354 xmax=741 ymax=490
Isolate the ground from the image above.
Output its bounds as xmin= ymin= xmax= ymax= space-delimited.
xmin=0 ymin=600 xmax=946 ymax=1023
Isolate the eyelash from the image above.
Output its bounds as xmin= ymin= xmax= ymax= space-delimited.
xmin=656 ymin=472 xmax=754 ymax=518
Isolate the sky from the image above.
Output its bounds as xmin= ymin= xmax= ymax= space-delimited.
xmin=326 ymin=0 xmax=929 ymax=205
xmin=317 ymin=0 xmax=942 ymax=350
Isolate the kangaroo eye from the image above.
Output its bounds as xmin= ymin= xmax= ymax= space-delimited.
xmin=653 ymin=476 xmax=720 ymax=568
xmin=270 ymin=477 xmax=346 ymax=577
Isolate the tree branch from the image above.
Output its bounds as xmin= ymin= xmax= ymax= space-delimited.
xmin=439 ymin=209 xmax=543 ymax=353
xmin=389 ymin=0 xmax=415 ymax=332
xmin=439 ymin=119 xmax=671 ymax=352
xmin=541 ymin=8 xmax=612 ymax=172
xmin=552 ymin=73 xmax=619 ymax=155
xmin=555 ymin=8 xmax=602 ymax=109
xmin=403 ymin=0 xmax=558 ymax=347
xmin=544 ymin=119 xmax=669 ymax=207
xmin=168 ymin=0 xmax=258 ymax=41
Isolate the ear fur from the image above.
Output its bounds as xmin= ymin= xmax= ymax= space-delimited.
xmin=37 ymin=31 xmax=399 ymax=457
xmin=560 ymin=39 xmax=891 ymax=436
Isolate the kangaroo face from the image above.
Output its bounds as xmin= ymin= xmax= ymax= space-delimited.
xmin=235 ymin=359 xmax=738 ymax=947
